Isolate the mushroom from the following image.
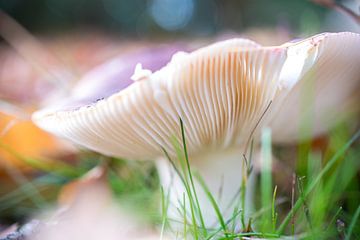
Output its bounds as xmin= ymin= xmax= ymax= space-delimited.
xmin=32 ymin=33 xmax=360 ymax=227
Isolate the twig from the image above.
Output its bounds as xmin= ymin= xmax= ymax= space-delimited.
xmin=312 ymin=0 xmax=360 ymax=25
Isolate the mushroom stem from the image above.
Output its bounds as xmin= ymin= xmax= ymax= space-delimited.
xmin=156 ymin=147 xmax=256 ymax=229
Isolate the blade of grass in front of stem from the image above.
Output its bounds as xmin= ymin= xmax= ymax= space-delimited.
xmin=180 ymin=118 xmax=207 ymax=237
xmin=230 ymin=195 xmax=240 ymax=232
xmin=248 ymin=139 xmax=254 ymax=175
xmin=277 ymin=128 xmax=360 ymax=235
xmin=163 ymin=144 xmax=200 ymax=239
xmin=345 ymin=204 xmax=360 ymax=240
xmin=240 ymin=160 xmax=247 ymax=229
xmin=239 ymin=139 xmax=254 ymax=230
xmin=161 ymin=147 xmax=187 ymax=189
xmin=260 ymin=128 xmax=272 ymax=232
xmin=194 ymin=172 xmax=229 ymax=238
xmin=206 ymin=208 xmax=243 ymax=240
xmin=167 ymin=215 xmax=211 ymax=232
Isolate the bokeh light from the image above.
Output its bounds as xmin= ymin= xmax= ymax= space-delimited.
xmin=149 ymin=0 xmax=195 ymax=31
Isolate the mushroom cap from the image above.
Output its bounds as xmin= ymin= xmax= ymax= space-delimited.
xmin=269 ymin=32 xmax=360 ymax=143
xmin=32 ymin=33 xmax=360 ymax=160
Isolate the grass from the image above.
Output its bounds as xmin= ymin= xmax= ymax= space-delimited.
xmin=156 ymin=119 xmax=360 ymax=239
xmin=195 ymin=173 xmax=228 ymax=236
xmin=277 ymin=127 xmax=360 ymax=235
xmin=0 ymin=119 xmax=359 ymax=239
xmin=260 ymin=128 xmax=273 ymax=232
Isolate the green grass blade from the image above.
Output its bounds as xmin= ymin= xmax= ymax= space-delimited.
xmin=218 ymin=232 xmax=280 ymax=239
xmin=180 ymin=118 xmax=207 ymax=236
xmin=277 ymin=128 xmax=360 ymax=235
xmin=162 ymin=146 xmax=200 ymax=239
xmin=240 ymin=161 xmax=247 ymax=229
xmin=297 ymin=176 xmax=312 ymax=230
xmin=160 ymin=186 xmax=169 ymax=240
xmin=3 ymin=164 xmax=47 ymax=209
xmin=345 ymin=204 xmax=360 ymax=240
xmin=194 ymin=172 xmax=228 ymax=237
xmin=260 ymin=128 xmax=272 ymax=231
xmin=326 ymin=207 xmax=343 ymax=231
xmin=206 ymin=209 xmax=244 ymax=240
xmin=272 ymin=185 xmax=278 ymax=232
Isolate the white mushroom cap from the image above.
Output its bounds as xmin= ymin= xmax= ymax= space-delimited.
xmin=32 ymin=33 xmax=360 ymax=160
xmin=269 ymin=32 xmax=360 ymax=143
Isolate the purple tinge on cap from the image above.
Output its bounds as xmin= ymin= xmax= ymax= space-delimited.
xmin=287 ymin=38 xmax=304 ymax=43
xmin=62 ymin=44 xmax=187 ymax=110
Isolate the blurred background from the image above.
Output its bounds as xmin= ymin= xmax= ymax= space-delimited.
xmin=0 ymin=0 xmax=359 ymax=239
xmin=0 ymin=0 xmax=359 ymax=40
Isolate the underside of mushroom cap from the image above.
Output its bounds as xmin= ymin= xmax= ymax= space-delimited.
xmin=269 ymin=32 xmax=360 ymax=143
xmin=32 ymin=33 xmax=349 ymax=160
